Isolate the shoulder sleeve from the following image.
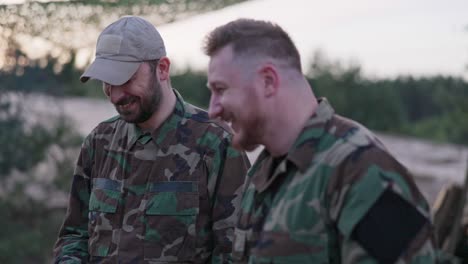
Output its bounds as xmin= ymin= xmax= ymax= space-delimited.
xmin=53 ymin=133 xmax=94 ymax=263
xmin=327 ymin=145 xmax=437 ymax=263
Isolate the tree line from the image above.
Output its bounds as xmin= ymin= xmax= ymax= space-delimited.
xmin=2 ymin=49 xmax=467 ymax=146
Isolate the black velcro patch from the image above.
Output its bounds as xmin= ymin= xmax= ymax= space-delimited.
xmin=351 ymin=188 xmax=428 ymax=263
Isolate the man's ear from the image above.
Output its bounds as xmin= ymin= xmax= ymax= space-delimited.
xmin=157 ymin=57 xmax=171 ymax=81
xmin=259 ymin=64 xmax=279 ymax=98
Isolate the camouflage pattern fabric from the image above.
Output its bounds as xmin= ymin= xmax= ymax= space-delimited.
xmin=53 ymin=90 xmax=250 ymax=263
xmin=232 ymin=98 xmax=438 ymax=263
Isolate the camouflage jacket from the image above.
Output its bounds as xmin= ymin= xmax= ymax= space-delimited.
xmin=232 ymin=98 xmax=437 ymax=263
xmin=53 ymin=91 xmax=250 ymax=263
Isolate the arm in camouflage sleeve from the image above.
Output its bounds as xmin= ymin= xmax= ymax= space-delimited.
xmin=208 ymin=136 xmax=250 ymax=264
xmin=53 ymin=135 xmax=93 ymax=263
xmin=327 ymin=146 xmax=437 ymax=263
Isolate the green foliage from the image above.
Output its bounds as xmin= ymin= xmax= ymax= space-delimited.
xmin=308 ymin=62 xmax=408 ymax=131
xmin=0 ymin=198 xmax=65 ymax=264
xmin=172 ymin=68 xmax=210 ymax=108
xmin=0 ymin=92 xmax=82 ymax=263
xmin=171 ymin=62 xmax=468 ymax=146
xmin=306 ymin=53 xmax=468 ymax=145
xmin=2 ymin=47 xmax=468 ymax=148
xmin=0 ymin=49 xmax=104 ymax=98
xmin=0 ymin=115 xmax=49 ymax=175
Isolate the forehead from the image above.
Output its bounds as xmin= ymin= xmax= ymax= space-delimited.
xmin=207 ymin=46 xmax=238 ymax=83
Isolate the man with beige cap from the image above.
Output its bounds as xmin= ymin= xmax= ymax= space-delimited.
xmin=53 ymin=16 xmax=249 ymax=263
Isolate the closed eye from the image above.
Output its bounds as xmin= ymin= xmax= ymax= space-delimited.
xmin=207 ymin=80 xmax=227 ymax=95
xmin=212 ymin=85 xmax=227 ymax=96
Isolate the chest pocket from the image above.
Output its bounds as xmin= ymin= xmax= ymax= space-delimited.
xmin=88 ymin=178 xmax=122 ymax=258
xmin=143 ymin=181 xmax=199 ymax=261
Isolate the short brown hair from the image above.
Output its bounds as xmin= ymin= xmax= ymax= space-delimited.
xmin=203 ymin=19 xmax=302 ymax=72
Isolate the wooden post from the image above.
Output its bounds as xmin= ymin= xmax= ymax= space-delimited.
xmin=444 ymin=157 xmax=468 ymax=254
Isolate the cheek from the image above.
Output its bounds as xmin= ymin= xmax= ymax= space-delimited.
xmin=243 ymin=92 xmax=258 ymax=111
xmin=224 ymin=90 xmax=244 ymax=107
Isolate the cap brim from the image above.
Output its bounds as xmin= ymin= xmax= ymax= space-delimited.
xmin=80 ymin=58 xmax=141 ymax=86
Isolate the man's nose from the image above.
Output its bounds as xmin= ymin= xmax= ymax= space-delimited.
xmin=208 ymin=96 xmax=223 ymax=119
xmin=109 ymin=85 xmax=125 ymax=104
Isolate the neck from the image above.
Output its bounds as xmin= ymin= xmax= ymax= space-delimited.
xmin=263 ymin=79 xmax=317 ymax=157
xmin=138 ymin=84 xmax=176 ymax=131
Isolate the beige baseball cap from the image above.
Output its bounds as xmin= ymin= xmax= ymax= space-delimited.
xmin=80 ymin=16 xmax=166 ymax=85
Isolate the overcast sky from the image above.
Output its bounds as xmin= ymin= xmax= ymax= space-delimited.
xmin=2 ymin=0 xmax=468 ymax=79
xmin=157 ymin=0 xmax=468 ymax=79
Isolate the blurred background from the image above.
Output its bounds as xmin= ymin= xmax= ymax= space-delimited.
xmin=0 ymin=0 xmax=467 ymax=262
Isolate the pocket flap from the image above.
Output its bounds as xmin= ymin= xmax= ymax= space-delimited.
xmin=146 ymin=181 xmax=199 ymax=215
xmin=89 ymin=178 xmax=122 ymax=213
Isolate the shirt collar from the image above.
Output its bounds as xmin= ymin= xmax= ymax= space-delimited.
xmin=151 ymin=89 xmax=186 ymax=147
xmin=287 ymin=97 xmax=335 ymax=172
xmin=249 ymin=98 xmax=335 ymax=192
xmin=126 ymin=89 xmax=186 ymax=148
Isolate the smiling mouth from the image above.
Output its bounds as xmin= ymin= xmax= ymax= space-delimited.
xmin=227 ymin=119 xmax=239 ymax=132
xmin=222 ymin=116 xmax=232 ymax=124
xmin=117 ymin=97 xmax=137 ymax=111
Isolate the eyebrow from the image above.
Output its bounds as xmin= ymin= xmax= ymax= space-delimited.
xmin=206 ymin=80 xmax=223 ymax=90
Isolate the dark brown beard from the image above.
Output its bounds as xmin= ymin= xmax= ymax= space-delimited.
xmin=117 ymin=74 xmax=162 ymax=124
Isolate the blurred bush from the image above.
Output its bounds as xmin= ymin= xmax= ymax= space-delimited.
xmin=0 ymin=1 xmax=253 ymax=262
xmin=0 ymin=92 xmax=82 ymax=263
